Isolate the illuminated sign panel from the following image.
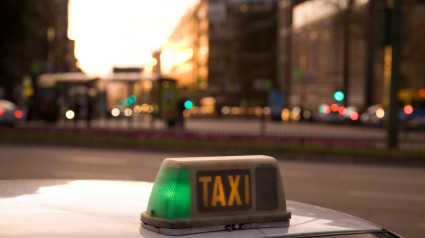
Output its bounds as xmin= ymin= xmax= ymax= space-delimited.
xmin=196 ymin=169 xmax=251 ymax=212
xmin=140 ymin=156 xmax=291 ymax=235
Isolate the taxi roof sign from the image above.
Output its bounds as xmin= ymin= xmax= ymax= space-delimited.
xmin=140 ymin=155 xmax=291 ymax=235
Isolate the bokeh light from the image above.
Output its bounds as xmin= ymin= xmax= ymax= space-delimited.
xmin=146 ymin=105 xmax=154 ymax=114
xmin=111 ymin=108 xmax=120 ymax=117
xmin=183 ymin=109 xmax=191 ymax=118
xmin=291 ymin=107 xmax=301 ymax=121
xmin=303 ymin=110 xmax=311 ymax=120
xmin=331 ymin=104 xmax=339 ymax=112
xmin=14 ymin=110 xmax=24 ymax=119
xmin=350 ymin=112 xmax=359 ymax=121
xmin=65 ymin=110 xmax=75 ymax=120
xmin=134 ymin=105 xmax=142 ymax=113
xmin=320 ymin=105 xmax=331 ymax=114
xmin=334 ymin=91 xmax=344 ymax=102
xmin=231 ymin=107 xmax=241 ymax=115
xmin=129 ymin=95 xmax=137 ymax=104
xmin=124 ymin=98 xmax=131 ymax=106
xmin=221 ymin=106 xmax=230 ymax=115
xmin=404 ymin=105 xmax=413 ymax=115
xmin=124 ymin=108 xmax=133 ymax=117
xmin=281 ymin=108 xmax=290 ymax=122
xmin=184 ymin=100 xmax=193 ymax=109
xmin=338 ymin=106 xmax=346 ymax=115
xmin=376 ymin=108 xmax=385 ymax=118
xmin=254 ymin=107 xmax=263 ymax=117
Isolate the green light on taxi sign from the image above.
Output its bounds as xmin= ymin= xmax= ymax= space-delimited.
xmin=146 ymin=166 xmax=191 ymax=219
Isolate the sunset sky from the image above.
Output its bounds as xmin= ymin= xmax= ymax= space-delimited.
xmin=68 ymin=0 xmax=198 ymax=76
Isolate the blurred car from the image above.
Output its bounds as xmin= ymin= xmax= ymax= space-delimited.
xmin=319 ymin=111 xmax=345 ymax=123
xmin=316 ymin=104 xmax=360 ymax=124
xmin=0 ymin=155 xmax=402 ymax=238
xmin=399 ymin=106 xmax=425 ymax=130
xmin=360 ymin=104 xmax=425 ymax=129
xmin=0 ymin=99 xmax=24 ymax=126
xmin=360 ymin=105 xmax=385 ymax=127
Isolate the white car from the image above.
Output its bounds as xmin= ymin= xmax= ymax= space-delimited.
xmin=0 ymin=156 xmax=401 ymax=238
xmin=0 ymin=99 xmax=24 ymax=126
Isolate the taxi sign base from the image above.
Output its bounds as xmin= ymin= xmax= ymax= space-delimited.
xmin=142 ymin=221 xmax=289 ymax=236
xmin=141 ymin=211 xmax=291 ymax=229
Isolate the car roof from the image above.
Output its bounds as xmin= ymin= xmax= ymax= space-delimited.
xmin=0 ymin=179 xmax=382 ymax=238
xmin=0 ymin=99 xmax=16 ymax=110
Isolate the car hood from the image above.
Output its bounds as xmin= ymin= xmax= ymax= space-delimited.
xmin=0 ymin=179 xmax=382 ymax=238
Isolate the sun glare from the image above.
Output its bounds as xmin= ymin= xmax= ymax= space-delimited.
xmin=68 ymin=0 xmax=198 ymax=76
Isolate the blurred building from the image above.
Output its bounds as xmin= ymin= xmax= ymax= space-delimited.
xmin=105 ymin=67 xmax=153 ymax=114
xmin=160 ymin=0 xmax=279 ymax=107
xmin=152 ymin=51 xmax=161 ymax=76
xmin=0 ymin=0 xmax=80 ymax=103
xmin=160 ymin=2 xmax=206 ymax=95
xmin=277 ymin=0 xmax=425 ymax=112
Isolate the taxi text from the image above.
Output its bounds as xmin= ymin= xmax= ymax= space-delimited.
xmin=196 ymin=170 xmax=251 ymax=212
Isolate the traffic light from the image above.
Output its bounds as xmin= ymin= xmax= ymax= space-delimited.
xmin=334 ymin=91 xmax=344 ymax=102
xmin=129 ymin=95 xmax=137 ymax=104
xmin=184 ymin=100 xmax=193 ymax=109
xmin=124 ymin=95 xmax=137 ymax=106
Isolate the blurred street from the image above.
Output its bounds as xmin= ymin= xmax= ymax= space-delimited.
xmin=20 ymin=117 xmax=425 ymax=151
xmin=1 ymin=143 xmax=424 ymax=237
xmin=1 ymin=0 xmax=424 ymax=237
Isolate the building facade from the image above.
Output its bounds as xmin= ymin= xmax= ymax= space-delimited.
xmin=277 ymin=0 xmax=425 ymax=112
xmin=0 ymin=0 xmax=80 ymax=105
xmin=160 ymin=0 xmax=279 ymax=107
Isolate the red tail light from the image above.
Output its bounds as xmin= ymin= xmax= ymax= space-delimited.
xmin=350 ymin=112 xmax=359 ymax=121
xmin=0 ymin=108 xmax=3 ymax=116
xmin=404 ymin=105 xmax=413 ymax=115
xmin=14 ymin=110 xmax=23 ymax=119
xmin=323 ymin=105 xmax=331 ymax=114
xmin=331 ymin=104 xmax=339 ymax=112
